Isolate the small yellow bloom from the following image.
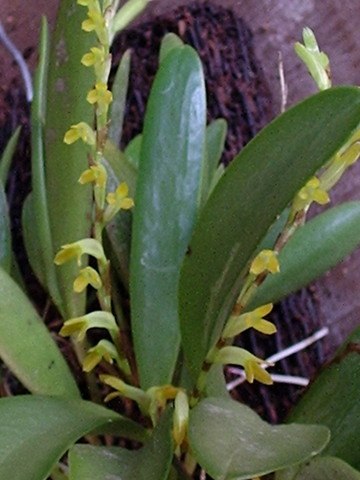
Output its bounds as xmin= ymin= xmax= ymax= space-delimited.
xmin=250 ymin=250 xmax=280 ymax=276
xmin=87 ymin=82 xmax=113 ymax=114
xmin=223 ymin=303 xmax=276 ymax=338
xmin=100 ymin=374 xmax=150 ymax=412
xmin=293 ymin=177 xmax=330 ymax=212
xmin=82 ymin=339 xmax=117 ymax=372
xmin=81 ymin=46 xmax=106 ymax=67
xmin=60 ymin=311 xmax=118 ymax=342
xmin=54 ymin=238 xmax=105 ymax=267
xmin=79 ymin=164 xmax=107 ymax=188
xmin=104 ymin=182 xmax=134 ymax=222
xmin=73 ymin=266 xmax=102 ymax=293
xmin=64 ymin=122 xmax=96 ymax=146
xmin=82 ymin=9 xmax=108 ymax=44
xmin=214 ymin=346 xmax=273 ymax=386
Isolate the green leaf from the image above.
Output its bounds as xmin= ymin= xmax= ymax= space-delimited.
xmin=28 ymin=18 xmax=63 ymax=311
xmin=69 ymin=408 xmax=173 ymax=480
xmin=159 ymin=33 xmax=184 ymax=63
xmin=125 ymin=133 xmax=142 ymax=169
xmin=0 ymin=126 xmax=21 ymax=184
xmin=0 ymin=395 xmax=146 ymax=480
xmin=277 ymin=457 xmax=360 ymax=480
xmin=44 ymin=0 xmax=95 ymax=318
xmin=109 ymin=49 xmax=131 ymax=147
xmin=201 ymin=118 xmax=227 ymax=203
xmin=130 ymin=45 xmax=207 ymax=388
xmin=179 ymin=86 xmax=360 ymax=380
xmin=0 ymin=182 xmax=11 ymax=272
xmin=189 ymin=397 xmax=330 ymax=480
xmin=287 ymin=326 xmax=360 ymax=470
xmin=249 ymin=201 xmax=360 ymax=309
xmin=0 ymin=266 xmax=79 ymax=397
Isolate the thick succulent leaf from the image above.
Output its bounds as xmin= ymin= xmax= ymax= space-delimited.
xmin=0 ymin=126 xmax=21 ymax=184
xmin=159 ymin=33 xmax=184 ymax=63
xmin=277 ymin=457 xmax=360 ymax=480
xmin=179 ymin=86 xmax=360 ymax=380
xmin=108 ymin=49 xmax=131 ymax=147
xmin=249 ymin=201 xmax=360 ymax=309
xmin=69 ymin=408 xmax=173 ymax=480
xmin=0 ymin=395 xmax=146 ymax=480
xmin=287 ymin=326 xmax=360 ymax=470
xmin=44 ymin=0 xmax=95 ymax=318
xmin=0 ymin=266 xmax=79 ymax=397
xmin=189 ymin=397 xmax=330 ymax=480
xmin=130 ymin=45 xmax=207 ymax=388
xmin=0 ymin=182 xmax=11 ymax=272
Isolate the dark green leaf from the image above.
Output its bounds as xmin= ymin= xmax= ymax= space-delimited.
xmin=179 ymin=87 xmax=360 ymax=380
xmin=0 ymin=126 xmax=21 ymax=184
xmin=130 ymin=45 xmax=207 ymax=388
xmin=249 ymin=201 xmax=360 ymax=309
xmin=0 ymin=182 xmax=11 ymax=272
xmin=277 ymin=457 xmax=360 ymax=480
xmin=0 ymin=395 xmax=146 ymax=480
xmin=44 ymin=0 xmax=95 ymax=318
xmin=288 ymin=326 xmax=360 ymax=470
xmin=189 ymin=397 xmax=330 ymax=480
xmin=0 ymin=266 xmax=79 ymax=397
xmin=69 ymin=408 xmax=173 ymax=480
xmin=159 ymin=33 xmax=184 ymax=63
xmin=109 ymin=49 xmax=131 ymax=147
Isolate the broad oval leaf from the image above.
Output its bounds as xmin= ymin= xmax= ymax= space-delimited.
xmin=0 ymin=267 xmax=79 ymax=397
xmin=287 ymin=326 xmax=360 ymax=470
xmin=249 ymin=201 xmax=360 ymax=309
xmin=277 ymin=456 xmax=360 ymax=480
xmin=0 ymin=395 xmax=146 ymax=480
xmin=44 ymin=0 xmax=94 ymax=318
xmin=179 ymin=86 xmax=360 ymax=380
xmin=69 ymin=408 xmax=173 ymax=480
xmin=130 ymin=45 xmax=207 ymax=388
xmin=189 ymin=397 xmax=330 ymax=480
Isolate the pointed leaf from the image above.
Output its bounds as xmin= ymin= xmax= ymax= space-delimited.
xmin=0 ymin=126 xmax=21 ymax=184
xmin=130 ymin=45 xmax=207 ymax=388
xmin=44 ymin=0 xmax=95 ymax=317
xmin=0 ymin=267 xmax=79 ymax=397
xmin=0 ymin=182 xmax=11 ymax=272
xmin=0 ymin=395 xmax=146 ymax=480
xmin=189 ymin=397 xmax=330 ymax=480
xmin=277 ymin=456 xmax=360 ymax=480
xmin=179 ymin=86 xmax=360 ymax=380
xmin=159 ymin=33 xmax=184 ymax=63
xmin=249 ymin=201 xmax=360 ymax=308
xmin=69 ymin=408 xmax=173 ymax=480
xmin=288 ymin=326 xmax=360 ymax=470
xmin=109 ymin=49 xmax=131 ymax=147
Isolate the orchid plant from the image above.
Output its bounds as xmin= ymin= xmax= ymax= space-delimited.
xmin=0 ymin=2 xmax=359 ymax=479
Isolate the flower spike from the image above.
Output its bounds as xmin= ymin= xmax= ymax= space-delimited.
xmin=223 ymin=303 xmax=276 ymax=339
xmin=73 ymin=266 xmax=102 ymax=293
xmin=82 ymin=339 xmax=118 ymax=372
xmin=293 ymin=176 xmax=330 ymax=213
xmin=64 ymin=122 xmax=96 ymax=146
xmin=250 ymin=250 xmax=280 ymax=276
xmin=54 ymin=238 xmax=105 ymax=267
xmin=60 ymin=311 xmax=118 ymax=342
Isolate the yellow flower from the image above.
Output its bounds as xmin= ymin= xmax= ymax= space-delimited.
xmin=293 ymin=177 xmax=330 ymax=212
xmin=54 ymin=238 xmax=105 ymax=267
xmin=250 ymin=250 xmax=280 ymax=276
xmin=82 ymin=339 xmax=117 ymax=372
xmin=82 ymin=9 xmax=108 ymax=45
xmin=81 ymin=46 xmax=106 ymax=67
xmin=223 ymin=303 xmax=276 ymax=338
xmin=60 ymin=311 xmax=118 ymax=342
xmin=73 ymin=266 xmax=102 ymax=293
xmin=63 ymin=122 xmax=96 ymax=146
xmin=79 ymin=164 xmax=107 ymax=188
xmin=87 ymin=82 xmax=113 ymax=114
xmin=104 ymin=182 xmax=134 ymax=222
xmin=100 ymin=374 xmax=150 ymax=412
xmin=214 ymin=346 xmax=273 ymax=385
